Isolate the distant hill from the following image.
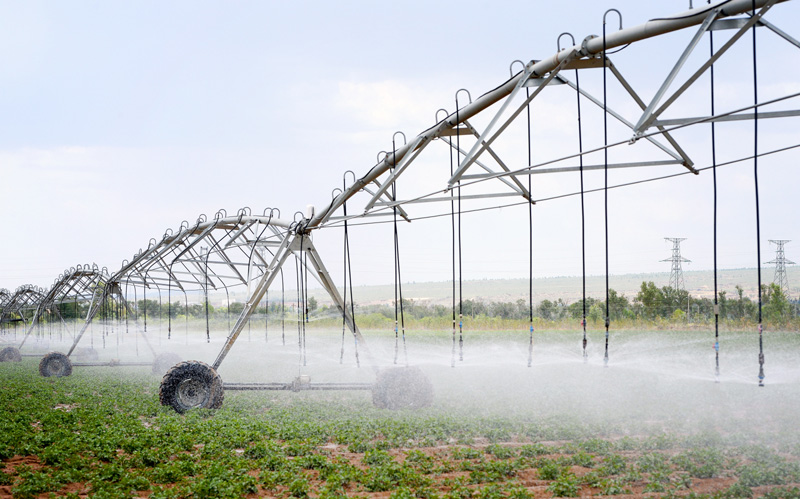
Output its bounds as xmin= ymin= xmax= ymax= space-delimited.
xmin=305 ymin=267 xmax=800 ymax=306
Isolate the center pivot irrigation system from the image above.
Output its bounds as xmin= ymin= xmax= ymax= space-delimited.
xmin=2 ymin=0 xmax=799 ymax=411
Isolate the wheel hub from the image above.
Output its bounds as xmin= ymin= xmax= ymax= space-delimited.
xmin=177 ymin=377 xmax=209 ymax=408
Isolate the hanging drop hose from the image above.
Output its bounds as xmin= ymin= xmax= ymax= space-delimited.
xmin=752 ymin=0 xmax=764 ymax=387
xmin=167 ymin=280 xmax=171 ymax=340
xmin=576 ymin=63 xmax=588 ymax=363
xmin=710 ymin=26 xmax=721 ymax=382
xmin=526 ymin=86 xmax=534 ymax=368
xmin=347 ymin=202 xmax=360 ymax=367
xmin=395 ymin=219 xmax=408 ymax=366
xmin=602 ymin=22 xmax=610 ymax=367
xmin=449 ymin=121 xmax=457 ymax=368
xmin=340 ymin=184 xmax=348 ymax=364
xmin=340 ymin=178 xmax=360 ymax=367
xmin=303 ymin=241 xmax=309 ymax=367
xmin=264 ymin=289 xmax=270 ymax=342
xmin=391 ymin=140 xmax=409 ymax=366
xmin=456 ymin=100 xmax=464 ymax=362
xmin=392 ymin=152 xmax=399 ymax=365
xmin=143 ymin=282 xmax=147 ymax=333
xmin=280 ymin=267 xmax=285 ymax=346
xmin=295 ymin=253 xmax=303 ymax=369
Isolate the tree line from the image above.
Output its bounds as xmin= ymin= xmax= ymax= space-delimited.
xmin=15 ymin=281 xmax=795 ymax=328
xmin=351 ymin=281 xmax=796 ymax=326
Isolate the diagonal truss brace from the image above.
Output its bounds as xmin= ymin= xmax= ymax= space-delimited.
xmin=449 ymin=53 xmax=576 ymax=186
xmin=633 ymin=8 xmax=722 ymax=134
xmin=438 ymin=125 xmax=530 ymax=198
xmin=211 ymin=231 xmax=376 ymax=372
xmin=363 ymin=136 xmax=429 ymax=212
xmin=632 ymin=0 xmax=778 ymax=137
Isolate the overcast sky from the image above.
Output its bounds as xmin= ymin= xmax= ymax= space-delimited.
xmin=2 ymin=0 xmax=800 ymax=295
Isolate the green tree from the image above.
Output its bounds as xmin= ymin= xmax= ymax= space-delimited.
xmin=608 ymin=289 xmax=630 ymax=320
xmin=229 ymin=302 xmax=245 ymax=315
xmin=537 ymin=299 xmax=557 ymax=320
xmin=762 ymin=283 xmax=790 ymax=323
xmin=635 ymin=281 xmax=664 ymax=319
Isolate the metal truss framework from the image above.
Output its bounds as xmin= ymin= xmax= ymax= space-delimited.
xmin=204 ymin=0 xmax=799 ymax=384
xmin=5 ymin=0 xmax=799 ymax=391
xmin=62 ymin=208 xmax=369 ymax=367
xmin=0 ymin=289 xmax=10 ymax=316
xmin=15 ymin=264 xmax=110 ymax=350
xmin=311 ymin=0 xmax=797 ymax=230
xmin=0 ymin=285 xmax=48 ymax=326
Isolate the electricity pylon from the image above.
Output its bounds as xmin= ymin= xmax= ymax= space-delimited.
xmin=662 ymin=238 xmax=690 ymax=292
xmin=766 ymin=240 xmax=794 ymax=293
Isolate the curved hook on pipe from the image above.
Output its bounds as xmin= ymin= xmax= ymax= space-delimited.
xmin=557 ymin=32 xmax=576 ymax=52
xmin=331 ymin=187 xmax=343 ymax=199
xmin=180 ymin=220 xmax=189 ymax=231
xmin=197 ymin=213 xmax=207 ymax=224
xmin=392 ymin=131 xmax=407 ymax=146
xmin=435 ymin=108 xmax=449 ymax=124
xmin=343 ymin=170 xmax=357 ymax=185
xmin=377 ymin=151 xmax=388 ymax=164
xmin=215 ymin=208 xmax=227 ymax=220
xmin=455 ymin=88 xmax=472 ymax=107
xmin=509 ymin=60 xmax=525 ymax=78
xmin=603 ymin=8 xmax=622 ymax=30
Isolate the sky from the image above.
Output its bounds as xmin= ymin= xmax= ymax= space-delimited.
xmin=2 ymin=0 xmax=800 ymax=296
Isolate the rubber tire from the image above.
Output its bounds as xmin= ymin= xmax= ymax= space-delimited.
xmin=0 ymin=346 xmax=22 ymax=362
xmin=152 ymin=352 xmax=182 ymax=375
xmin=372 ymin=366 xmax=434 ymax=410
xmin=39 ymin=352 xmax=73 ymax=377
xmin=159 ymin=361 xmax=224 ymax=413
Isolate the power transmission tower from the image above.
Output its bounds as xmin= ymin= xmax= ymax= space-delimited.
xmin=661 ymin=238 xmax=690 ymax=292
xmin=766 ymin=240 xmax=794 ymax=293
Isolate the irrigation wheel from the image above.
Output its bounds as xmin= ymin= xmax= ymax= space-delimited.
xmin=152 ymin=352 xmax=181 ymax=375
xmin=159 ymin=361 xmax=224 ymax=413
xmin=0 ymin=346 xmax=22 ymax=362
xmin=38 ymin=352 xmax=73 ymax=377
xmin=372 ymin=366 xmax=434 ymax=410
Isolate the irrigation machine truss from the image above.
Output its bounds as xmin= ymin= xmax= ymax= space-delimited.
xmin=2 ymin=0 xmax=799 ymax=411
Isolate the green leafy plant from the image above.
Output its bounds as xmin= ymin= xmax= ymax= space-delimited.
xmin=547 ymin=470 xmax=580 ymax=497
